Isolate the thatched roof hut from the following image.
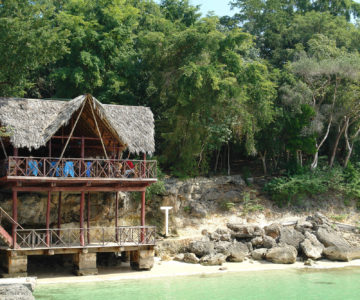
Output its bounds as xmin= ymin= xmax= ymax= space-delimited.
xmin=0 ymin=94 xmax=155 ymax=155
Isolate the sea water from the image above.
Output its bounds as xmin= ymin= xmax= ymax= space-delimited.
xmin=34 ymin=267 xmax=360 ymax=300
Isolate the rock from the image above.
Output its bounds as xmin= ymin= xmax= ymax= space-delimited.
xmin=0 ymin=284 xmax=35 ymax=300
xmin=323 ymin=246 xmax=360 ymax=262
xmin=227 ymin=242 xmax=249 ymax=262
xmin=266 ymin=245 xmax=297 ymax=264
xmin=219 ymin=266 xmax=228 ymax=271
xmin=306 ymin=213 xmax=332 ymax=229
xmin=160 ymin=254 xmax=172 ymax=261
xmin=304 ymin=258 xmax=314 ymax=266
xmin=264 ymin=223 xmax=282 ymax=239
xmin=300 ymin=232 xmax=324 ymax=260
xmin=295 ymin=219 xmax=313 ymax=233
xmin=174 ymin=253 xmax=184 ymax=262
xmin=316 ymin=226 xmax=349 ymax=248
xmin=189 ymin=202 xmax=207 ymax=218
xmin=155 ymin=238 xmax=192 ymax=256
xmin=263 ymin=236 xmax=277 ymax=249
xmin=200 ymin=253 xmax=226 ymax=266
xmin=188 ymin=241 xmax=215 ymax=257
xmin=252 ymin=248 xmax=267 ymax=260
xmin=214 ymin=228 xmax=232 ymax=241
xmin=227 ymin=224 xmax=264 ymax=238
xmin=214 ymin=241 xmax=232 ymax=254
xmin=279 ymin=227 xmax=305 ymax=250
xmin=251 ymin=236 xmax=263 ymax=247
xmin=222 ymin=191 xmax=243 ymax=203
xmin=210 ymin=232 xmax=221 ymax=241
xmin=183 ymin=253 xmax=200 ymax=264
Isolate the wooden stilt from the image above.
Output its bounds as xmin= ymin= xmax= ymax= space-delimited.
xmin=46 ymin=191 xmax=51 ymax=246
xmin=57 ymin=192 xmax=62 ymax=229
xmin=140 ymin=191 xmax=145 ymax=243
xmin=115 ymin=192 xmax=119 ymax=242
xmin=80 ymin=191 xmax=85 ymax=246
xmin=87 ymin=192 xmax=90 ymax=244
xmin=12 ymin=189 xmax=17 ymax=249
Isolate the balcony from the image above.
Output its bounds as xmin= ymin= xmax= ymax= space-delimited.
xmin=0 ymin=156 xmax=157 ymax=180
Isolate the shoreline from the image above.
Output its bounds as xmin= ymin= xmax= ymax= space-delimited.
xmin=35 ymin=258 xmax=360 ymax=285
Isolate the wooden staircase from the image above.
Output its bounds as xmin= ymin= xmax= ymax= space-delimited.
xmin=0 ymin=207 xmax=23 ymax=248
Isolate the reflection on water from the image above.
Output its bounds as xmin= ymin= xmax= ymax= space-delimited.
xmin=34 ymin=268 xmax=360 ymax=300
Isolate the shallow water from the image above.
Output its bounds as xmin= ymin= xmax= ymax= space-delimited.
xmin=34 ymin=267 xmax=360 ymax=300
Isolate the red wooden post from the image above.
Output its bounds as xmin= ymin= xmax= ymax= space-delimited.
xmin=49 ymin=139 xmax=52 ymax=158
xmin=115 ymin=192 xmax=119 ymax=242
xmin=140 ymin=191 xmax=145 ymax=243
xmin=87 ymin=192 xmax=90 ymax=244
xmin=57 ymin=192 xmax=62 ymax=229
xmin=81 ymin=136 xmax=85 ymax=176
xmin=80 ymin=191 xmax=85 ymax=246
xmin=13 ymin=148 xmax=18 ymax=176
xmin=12 ymin=189 xmax=17 ymax=249
xmin=46 ymin=191 xmax=51 ymax=246
xmin=143 ymin=153 xmax=146 ymax=178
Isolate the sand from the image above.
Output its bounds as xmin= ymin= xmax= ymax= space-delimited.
xmin=36 ymin=258 xmax=360 ymax=285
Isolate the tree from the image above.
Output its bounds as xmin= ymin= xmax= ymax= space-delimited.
xmin=0 ymin=0 xmax=70 ymax=96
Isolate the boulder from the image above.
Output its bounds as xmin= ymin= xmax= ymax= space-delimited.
xmin=263 ymin=236 xmax=277 ymax=249
xmin=316 ymin=226 xmax=349 ymax=248
xmin=189 ymin=202 xmax=207 ymax=218
xmin=0 ymin=284 xmax=34 ymax=300
xmin=323 ymin=246 xmax=360 ymax=262
xmin=300 ymin=232 xmax=324 ymax=260
xmin=295 ymin=219 xmax=313 ymax=233
xmin=306 ymin=213 xmax=332 ymax=229
xmin=183 ymin=253 xmax=200 ymax=264
xmin=227 ymin=242 xmax=249 ymax=262
xmin=279 ymin=227 xmax=305 ymax=250
xmin=251 ymin=236 xmax=263 ymax=247
xmin=266 ymin=245 xmax=297 ymax=264
xmin=228 ymin=224 xmax=264 ymax=238
xmin=264 ymin=223 xmax=282 ymax=240
xmin=200 ymin=253 xmax=227 ymax=266
xmin=214 ymin=241 xmax=232 ymax=254
xmin=174 ymin=253 xmax=184 ymax=262
xmin=252 ymin=248 xmax=267 ymax=260
xmin=188 ymin=241 xmax=215 ymax=257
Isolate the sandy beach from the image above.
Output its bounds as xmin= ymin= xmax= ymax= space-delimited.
xmin=35 ymin=258 xmax=360 ymax=285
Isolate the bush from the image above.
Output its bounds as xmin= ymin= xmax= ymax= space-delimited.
xmin=264 ymin=167 xmax=344 ymax=207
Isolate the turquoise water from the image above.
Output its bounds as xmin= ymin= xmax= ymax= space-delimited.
xmin=34 ymin=268 xmax=360 ymax=300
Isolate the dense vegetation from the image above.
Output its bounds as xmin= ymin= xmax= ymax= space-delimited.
xmin=2 ymin=0 xmax=360 ymax=190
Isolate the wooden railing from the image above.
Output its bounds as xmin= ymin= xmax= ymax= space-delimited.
xmin=0 ymin=207 xmax=23 ymax=230
xmin=0 ymin=156 xmax=157 ymax=179
xmin=15 ymin=226 xmax=156 ymax=249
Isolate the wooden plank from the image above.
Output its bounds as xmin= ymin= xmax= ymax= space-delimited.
xmin=80 ymin=192 xmax=85 ymax=246
xmin=46 ymin=191 xmax=51 ymax=246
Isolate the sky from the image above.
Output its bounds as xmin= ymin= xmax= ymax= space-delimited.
xmin=190 ymin=0 xmax=235 ymax=16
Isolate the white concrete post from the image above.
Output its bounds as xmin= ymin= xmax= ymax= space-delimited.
xmin=160 ymin=206 xmax=172 ymax=237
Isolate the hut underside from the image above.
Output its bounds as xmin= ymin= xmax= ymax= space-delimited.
xmin=0 ymin=95 xmax=157 ymax=277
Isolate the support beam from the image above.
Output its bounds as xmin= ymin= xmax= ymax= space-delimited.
xmin=12 ymin=186 xmax=147 ymax=193
xmin=46 ymin=191 xmax=51 ymax=246
xmin=115 ymin=192 xmax=119 ymax=242
xmin=57 ymin=192 xmax=62 ymax=229
xmin=12 ymin=190 xmax=17 ymax=249
xmin=80 ymin=191 xmax=85 ymax=246
xmin=87 ymin=192 xmax=90 ymax=244
xmin=140 ymin=191 xmax=145 ymax=243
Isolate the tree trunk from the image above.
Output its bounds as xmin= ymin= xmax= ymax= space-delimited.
xmin=344 ymin=122 xmax=360 ymax=168
xmin=259 ymin=151 xmax=267 ymax=175
xmin=214 ymin=147 xmax=221 ymax=173
xmin=227 ymin=143 xmax=230 ymax=176
xmin=329 ymin=118 xmax=347 ymax=168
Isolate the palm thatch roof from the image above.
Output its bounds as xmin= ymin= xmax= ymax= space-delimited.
xmin=0 ymin=94 xmax=155 ymax=155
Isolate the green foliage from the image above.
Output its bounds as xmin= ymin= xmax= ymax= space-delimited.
xmin=264 ymin=167 xmax=344 ymax=206
xmin=241 ymin=191 xmax=264 ymax=214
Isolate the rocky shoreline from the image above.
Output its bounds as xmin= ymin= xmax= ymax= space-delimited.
xmin=157 ymin=213 xmax=360 ymax=266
